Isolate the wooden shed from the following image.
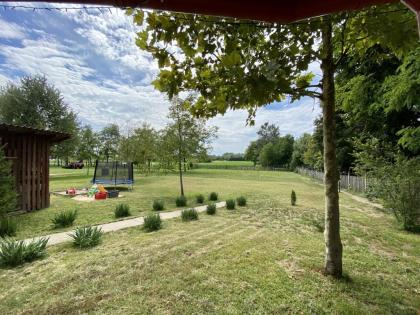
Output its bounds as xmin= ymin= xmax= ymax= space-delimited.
xmin=0 ymin=123 xmax=70 ymax=211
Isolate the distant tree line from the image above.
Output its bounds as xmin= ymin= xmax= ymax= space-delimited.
xmin=0 ymin=76 xmax=217 ymax=180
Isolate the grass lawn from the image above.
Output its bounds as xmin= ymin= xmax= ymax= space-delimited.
xmin=196 ymin=160 xmax=255 ymax=168
xmin=1 ymin=168 xmax=419 ymax=314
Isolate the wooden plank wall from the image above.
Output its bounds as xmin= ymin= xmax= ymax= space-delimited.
xmin=0 ymin=134 xmax=51 ymax=211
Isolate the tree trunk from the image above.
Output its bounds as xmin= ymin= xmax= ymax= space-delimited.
xmin=321 ymin=17 xmax=343 ymax=278
xmin=178 ymin=156 xmax=184 ymax=196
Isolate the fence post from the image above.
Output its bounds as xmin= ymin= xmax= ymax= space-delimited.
xmin=364 ymin=175 xmax=367 ymax=191
xmin=347 ymin=171 xmax=350 ymax=190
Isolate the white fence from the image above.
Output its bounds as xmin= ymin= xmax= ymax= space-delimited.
xmin=296 ymin=167 xmax=367 ymax=193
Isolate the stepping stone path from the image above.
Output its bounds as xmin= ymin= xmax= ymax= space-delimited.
xmin=24 ymin=201 xmax=226 ymax=247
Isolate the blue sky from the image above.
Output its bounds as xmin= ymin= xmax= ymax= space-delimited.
xmin=0 ymin=2 xmax=321 ymax=154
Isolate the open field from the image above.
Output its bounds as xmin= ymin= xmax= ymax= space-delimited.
xmin=14 ymin=167 xmax=304 ymax=239
xmin=201 ymin=160 xmax=255 ymax=166
xmin=195 ymin=160 xmax=255 ymax=169
xmin=1 ymin=168 xmax=419 ymax=314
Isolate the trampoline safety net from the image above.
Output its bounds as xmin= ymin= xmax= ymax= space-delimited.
xmin=92 ymin=160 xmax=134 ymax=185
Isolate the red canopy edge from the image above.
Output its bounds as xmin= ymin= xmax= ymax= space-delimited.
xmin=15 ymin=0 xmax=401 ymax=23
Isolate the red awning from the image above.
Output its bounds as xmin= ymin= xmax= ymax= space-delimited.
xmin=19 ymin=0 xmax=404 ymax=22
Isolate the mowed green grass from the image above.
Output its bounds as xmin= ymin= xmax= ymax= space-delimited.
xmin=1 ymin=168 xmax=419 ymax=314
xmin=202 ymin=160 xmax=254 ymax=166
xmin=15 ymin=167 xmax=297 ymax=239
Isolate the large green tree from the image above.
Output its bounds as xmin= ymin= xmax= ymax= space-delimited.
xmin=259 ymin=135 xmax=294 ymax=168
xmin=77 ymin=125 xmax=100 ymax=173
xmin=129 ymin=4 xmax=417 ymax=277
xmin=99 ymin=124 xmax=121 ymax=162
xmin=0 ymin=76 xmax=79 ymax=164
xmin=120 ymin=123 xmax=158 ymax=172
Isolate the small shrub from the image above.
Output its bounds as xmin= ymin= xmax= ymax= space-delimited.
xmin=206 ymin=203 xmax=216 ymax=215
xmin=291 ymin=190 xmax=297 ymax=206
xmin=209 ymin=192 xmax=218 ymax=201
xmin=71 ymin=226 xmax=103 ymax=249
xmin=175 ymin=195 xmax=187 ymax=207
xmin=226 ymin=199 xmax=236 ymax=210
xmin=152 ymin=200 xmax=165 ymax=211
xmin=236 ymin=196 xmax=247 ymax=207
xmin=196 ymin=194 xmax=205 ymax=204
xmin=143 ymin=214 xmax=162 ymax=232
xmin=0 ymin=238 xmax=48 ymax=267
xmin=51 ymin=209 xmax=77 ymax=228
xmin=0 ymin=217 xmax=17 ymax=237
xmin=115 ymin=204 xmax=131 ymax=218
xmin=181 ymin=208 xmax=199 ymax=221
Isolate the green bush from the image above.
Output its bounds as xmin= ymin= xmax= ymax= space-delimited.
xmin=152 ymin=200 xmax=165 ymax=211
xmin=143 ymin=214 xmax=162 ymax=232
xmin=181 ymin=208 xmax=199 ymax=221
xmin=226 ymin=199 xmax=236 ymax=210
xmin=209 ymin=192 xmax=218 ymax=201
xmin=175 ymin=195 xmax=187 ymax=207
xmin=71 ymin=226 xmax=103 ymax=249
xmin=51 ymin=209 xmax=77 ymax=228
xmin=0 ymin=216 xmax=17 ymax=237
xmin=206 ymin=203 xmax=216 ymax=215
xmin=291 ymin=190 xmax=297 ymax=206
xmin=0 ymin=238 xmax=48 ymax=267
xmin=115 ymin=204 xmax=131 ymax=218
xmin=363 ymin=157 xmax=420 ymax=232
xmin=196 ymin=194 xmax=205 ymax=204
xmin=236 ymin=196 xmax=247 ymax=206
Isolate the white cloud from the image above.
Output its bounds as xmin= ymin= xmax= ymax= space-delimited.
xmin=208 ymin=99 xmax=321 ymax=154
xmin=0 ymin=18 xmax=25 ymax=39
xmin=0 ymin=32 xmax=169 ymax=130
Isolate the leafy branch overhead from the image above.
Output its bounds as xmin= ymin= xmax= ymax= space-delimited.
xmin=128 ymin=5 xmax=417 ymax=122
xmin=128 ymin=10 xmax=321 ymax=123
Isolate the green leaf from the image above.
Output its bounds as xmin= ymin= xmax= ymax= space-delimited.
xmin=221 ymin=51 xmax=241 ymax=67
xmin=135 ymin=31 xmax=148 ymax=50
xmin=133 ymin=10 xmax=144 ymax=25
xmin=125 ymin=8 xmax=134 ymax=16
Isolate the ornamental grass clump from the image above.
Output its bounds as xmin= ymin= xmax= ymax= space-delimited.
xmin=181 ymin=208 xmax=199 ymax=221
xmin=209 ymin=192 xmax=218 ymax=201
xmin=152 ymin=200 xmax=165 ymax=211
xmin=71 ymin=226 xmax=103 ymax=249
xmin=291 ymin=190 xmax=297 ymax=206
xmin=226 ymin=199 xmax=236 ymax=210
xmin=51 ymin=209 xmax=77 ymax=228
xmin=0 ymin=216 xmax=17 ymax=237
xmin=0 ymin=238 xmax=48 ymax=267
xmin=236 ymin=196 xmax=247 ymax=207
xmin=115 ymin=203 xmax=131 ymax=218
xmin=196 ymin=194 xmax=205 ymax=204
xmin=143 ymin=214 xmax=162 ymax=232
xmin=206 ymin=203 xmax=216 ymax=215
xmin=175 ymin=195 xmax=187 ymax=207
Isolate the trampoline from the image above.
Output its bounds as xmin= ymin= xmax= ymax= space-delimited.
xmin=92 ymin=160 xmax=134 ymax=187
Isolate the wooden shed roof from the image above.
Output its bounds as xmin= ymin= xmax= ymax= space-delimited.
xmin=30 ymin=0 xmax=410 ymax=23
xmin=0 ymin=123 xmax=71 ymax=143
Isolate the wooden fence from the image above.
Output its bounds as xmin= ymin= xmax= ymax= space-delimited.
xmin=296 ymin=167 xmax=367 ymax=193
